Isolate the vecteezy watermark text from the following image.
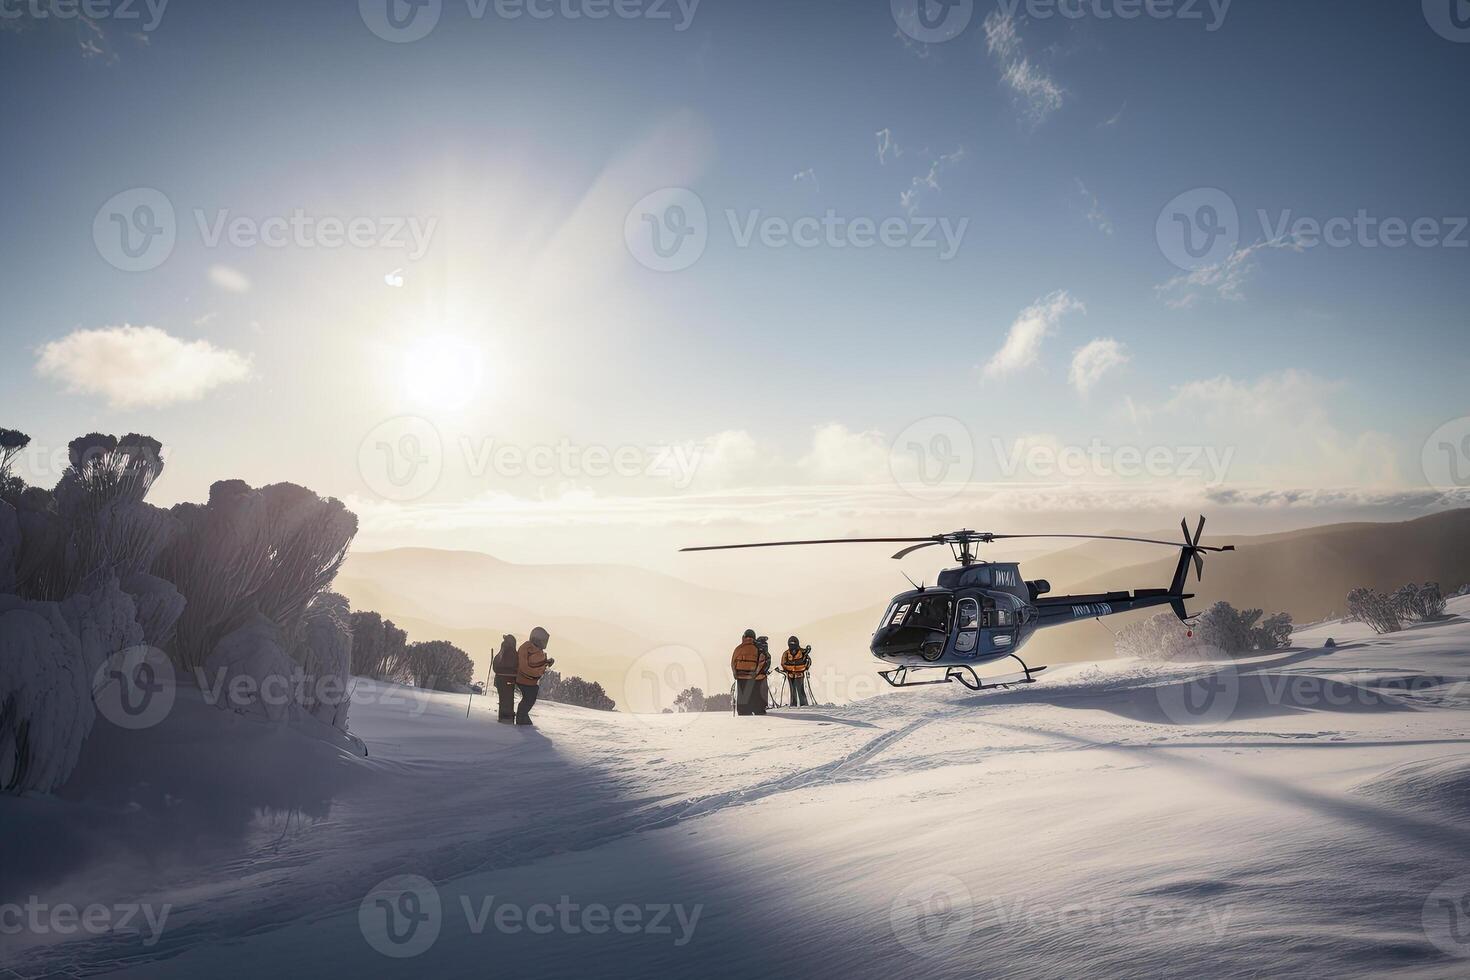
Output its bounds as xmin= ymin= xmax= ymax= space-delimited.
xmin=0 ymin=898 xmax=172 ymax=947
xmin=358 ymin=875 xmax=701 ymax=958
xmin=995 ymin=0 xmax=1232 ymax=31
xmin=992 ymin=437 xmax=1235 ymax=483
xmin=459 ymin=437 xmax=703 ymax=488
xmin=358 ymin=0 xmax=699 ymax=43
xmin=624 ymin=187 xmax=969 ymax=272
xmin=93 ymin=187 xmax=438 ymax=272
xmin=0 ymin=0 xmax=168 ymax=31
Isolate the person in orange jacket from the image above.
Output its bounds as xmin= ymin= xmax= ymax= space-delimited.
xmin=781 ymin=635 xmax=812 ymax=707
xmin=731 ymin=628 xmax=767 ymax=717
xmin=515 ymin=626 xmax=554 ymax=726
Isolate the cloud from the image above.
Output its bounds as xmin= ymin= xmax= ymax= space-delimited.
xmin=35 ymin=325 xmax=252 ymax=408
xmin=983 ymin=291 xmax=1086 ymax=380
xmin=1156 ymin=237 xmax=1304 ymax=308
xmin=901 ymin=147 xmax=966 ymax=215
xmin=984 ymin=11 xmax=1064 ymax=127
xmin=797 ymin=424 xmax=890 ymax=484
xmin=876 ymin=128 xmax=901 ymax=165
xmin=208 ymin=264 xmax=251 ymax=293
xmin=792 ymin=168 xmax=820 ymax=192
xmin=1076 ymin=179 xmax=1114 ymax=236
xmin=1069 ymin=338 xmax=1129 ymax=395
xmin=1100 ymin=103 xmax=1126 ymax=128
xmin=1161 ymin=370 xmax=1400 ymax=486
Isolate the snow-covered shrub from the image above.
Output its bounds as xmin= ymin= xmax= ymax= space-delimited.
xmin=1115 ymin=602 xmax=1293 ymax=660
xmin=0 ymin=577 xmax=143 ymax=793
xmin=348 ymin=610 xmax=409 ymax=680
xmin=1196 ymin=602 xmax=1262 ymax=653
xmin=158 ymin=480 xmax=357 ymax=671
xmin=1114 ymin=612 xmax=1193 ymax=661
xmin=0 ymin=499 xmax=18 ymax=595
xmin=291 ymin=592 xmax=353 ymax=729
xmin=672 ymin=687 xmax=706 ymax=712
xmin=203 ymin=613 xmax=299 ymax=723
xmin=1249 ymin=612 xmax=1294 ymax=650
xmin=0 ymin=428 xmax=28 ymax=501
xmin=120 ymin=571 xmax=186 ymax=648
xmin=1347 ymin=587 xmax=1402 ymax=634
xmin=402 ymin=639 xmax=475 ymax=692
xmin=538 ymin=670 xmax=616 ymax=711
xmin=1393 ymin=582 xmax=1446 ymax=622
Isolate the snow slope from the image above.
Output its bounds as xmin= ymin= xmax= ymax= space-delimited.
xmin=5 ymin=600 xmax=1470 ymax=978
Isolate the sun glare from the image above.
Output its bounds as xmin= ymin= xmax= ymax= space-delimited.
xmin=399 ymin=336 xmax=487 ymax=412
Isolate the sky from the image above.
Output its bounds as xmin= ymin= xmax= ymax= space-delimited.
xmin=2 ymin=0 xmax=1468 ymax=574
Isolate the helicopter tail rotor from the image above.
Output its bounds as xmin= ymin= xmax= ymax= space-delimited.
xmin=1168 ymin=515 xmax=1235 ymax=620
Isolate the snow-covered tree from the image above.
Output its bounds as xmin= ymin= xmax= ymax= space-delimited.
xmin=1347 ymin=587 xmax=1402 ymax=634
xmin=403 ymin=639 xmax=475 ymax=692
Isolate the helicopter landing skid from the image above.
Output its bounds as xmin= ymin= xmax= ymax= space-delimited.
xmin=879 ymin=657 xmax=1047 ymax=692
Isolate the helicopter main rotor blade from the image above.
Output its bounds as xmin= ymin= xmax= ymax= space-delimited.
xmin=984 ymin=532 xmax=1234 ymax=553
xmin=891 ymin=541 xmax=943 ymax=560
xmin=679 ymin=537 xmax=937 ymax=553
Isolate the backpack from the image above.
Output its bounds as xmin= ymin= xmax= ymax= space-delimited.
xmin=493 ymin=637 xmax=518 ymax=676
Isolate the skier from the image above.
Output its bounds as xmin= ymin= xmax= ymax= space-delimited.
xmin=754 ymin=636 xmax=773 ymax=712
xmin=781 ymin=635 xmax=812 ymax=707
xmin=731 ymin=629 xmax=767 ymax=716
xmin=492 ymin=633 xmax=519 ymax=724
xmin=515 ymin=626 xmax=554 ymax=727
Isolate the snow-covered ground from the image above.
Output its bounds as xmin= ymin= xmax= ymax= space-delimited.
xmin=6 ymin=599 xmax=1470 ymax=978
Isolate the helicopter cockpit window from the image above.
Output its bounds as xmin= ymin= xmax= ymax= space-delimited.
xmin=905 ymin=596 xmax=953 ymax=631
xmin=885 ymin=603 xmax=911 ymax=627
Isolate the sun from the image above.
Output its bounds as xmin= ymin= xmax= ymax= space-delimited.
xmin=398 ymin=335 xmax=487 ymax=412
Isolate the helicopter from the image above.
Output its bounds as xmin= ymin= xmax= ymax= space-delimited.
xmin=681 ymin=516 xmax=1235 ymax=693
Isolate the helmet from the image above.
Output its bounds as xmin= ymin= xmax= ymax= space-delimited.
xmin=530 ymin=626 xmax=550 ymax=648
xmin=787 ymin=635 xmax=799 ymax=649
xmin=743 ymin=628 xmax=756 ymax=639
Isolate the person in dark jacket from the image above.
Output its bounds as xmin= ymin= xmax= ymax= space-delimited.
xmin=781 ymin=635 xmax=812 ymax=707
xmin=515 ymin=626 xmax=554 ymax=726
xmin=754 ymin=636 xmax=772 ymax=712
xmin=492 ymin=634 xmax=519 ymax=724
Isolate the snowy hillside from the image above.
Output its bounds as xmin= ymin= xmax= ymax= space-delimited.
xmin=5 ymin=599 xmax=1470 ymax=978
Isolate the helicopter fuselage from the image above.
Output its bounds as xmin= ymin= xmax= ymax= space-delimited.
xmin=870 ymin=562 xmax=1038 ymax=668
xmin=868 ymin=560 xmax=1190 ymax=669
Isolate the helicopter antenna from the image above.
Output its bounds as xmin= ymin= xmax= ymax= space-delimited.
xmin=901 ymin=570 xmax=923 ymax=591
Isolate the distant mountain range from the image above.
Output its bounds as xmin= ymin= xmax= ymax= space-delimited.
xmin=335 ymin=510 xmax=1470 ymax=705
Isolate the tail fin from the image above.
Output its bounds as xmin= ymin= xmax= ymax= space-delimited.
xmin=1167 ymin=515 xmax=1236 ymax=621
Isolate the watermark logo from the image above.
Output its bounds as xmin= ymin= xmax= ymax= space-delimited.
xmin=1423 ymin=417 xmax=1470 ymax=490
xmin=360 ymin=0 xmax=443 ymax=42
xmin=94 ymin=188 xmax=176 ymax=272
xmin=625 ymin=187 xmax=708 ymax=272
xmin=359 ymin=416 xmax=444 ymax=502
xmin=360 ymin=874 xmax=443 ymax=958
xmin=890 ymin=416 xmax=975 ymax=502
xmin=1423 ymin=876 xmax=1470 ymax=958
xmin=622 ymin=644 xmax=711 ymax=719
xmin=1424 ymin=0 xmax=1470 ymax=42
xmin=92 ymin=645 xmax=176 ymax=730
xmin=889 ymin=874 xmax=974 ymax=958
xmin=1156 ymin=188 xmax=1239 ymax=272
xmin=1155 ymin=656 xmax=1239 ymax=725
xmin=892 ymin=0 xmax=974 ymax=43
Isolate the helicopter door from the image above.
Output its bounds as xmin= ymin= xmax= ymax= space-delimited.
xmin=954 ymin=598 xmax=980 ymax=654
